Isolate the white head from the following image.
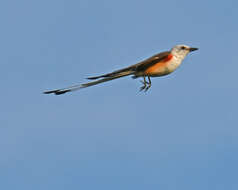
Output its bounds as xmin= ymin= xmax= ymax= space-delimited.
xmin=171 ymin=44 xmax=198 ymax=60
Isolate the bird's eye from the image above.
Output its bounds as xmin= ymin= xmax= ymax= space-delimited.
xmin=181 ymin=46 xmax=186 ymax=50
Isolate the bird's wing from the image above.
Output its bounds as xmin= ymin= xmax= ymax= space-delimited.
xmin=133 ymin=51 xmax=171 ymax=72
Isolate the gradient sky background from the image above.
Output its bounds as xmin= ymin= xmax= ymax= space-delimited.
xmin=1 ymin=0 xmax=238 ymax=189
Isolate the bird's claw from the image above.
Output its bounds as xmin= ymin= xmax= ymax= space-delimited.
xmin=139 ymin=77 xmax=151 ymax=92
xmin=140 ymin=85 xmax=146 ymax=92
xmin=144 ymin=84 xmax=151 ymax=92
xmin=139 ymin=84 xmax=151 ymax=92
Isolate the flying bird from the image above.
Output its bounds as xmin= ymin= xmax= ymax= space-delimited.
xmin=44 ymin=44 xmax=198 ymax=95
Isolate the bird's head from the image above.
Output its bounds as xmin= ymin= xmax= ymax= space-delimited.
xmin=171 ymin=44 xmax=198 ymax=60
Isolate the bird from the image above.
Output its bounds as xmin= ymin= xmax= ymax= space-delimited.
xmin=44 ymin=44 xmax=198 ymax=95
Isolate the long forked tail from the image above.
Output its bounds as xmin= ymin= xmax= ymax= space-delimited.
xmin=44 ymin=70 xmax=134 ymax=95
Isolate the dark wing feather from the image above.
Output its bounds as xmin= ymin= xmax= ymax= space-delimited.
xmin=134 ymin=51 xmax=170 ymax=72
xmin=87 ymin=66 xmax=135 ymax=80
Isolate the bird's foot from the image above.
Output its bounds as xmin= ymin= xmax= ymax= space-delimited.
xmin=140 ymin=85 xmax=146 ymax=92
xmin=144 ymin=84 xmax=151 ymax=92
xmin=139 ymin=79 xmax=151 ymax=92
xmin=140 ymin=80 xmax=147 ymax=92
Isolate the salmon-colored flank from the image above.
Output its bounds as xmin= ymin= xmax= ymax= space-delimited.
xmin=163 ymin=54 xmax=173 ymax=62
xmin=145 ymin=54 xmax=173 ymax=75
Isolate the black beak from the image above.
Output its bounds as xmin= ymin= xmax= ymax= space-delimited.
xmin=189 ymin=47 xmax=199 ymax=52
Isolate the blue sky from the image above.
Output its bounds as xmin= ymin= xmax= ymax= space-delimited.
xmin=1 ymin=0 xmax=238 ymax=189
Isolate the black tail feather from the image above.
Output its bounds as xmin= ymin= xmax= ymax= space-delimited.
xmin=44 ymin=66 xmax=136 ymax=95
xmin=87 ymin=76 xmax=101 ymax=80
xmin=43 ymin=89 xmax=70 ymax=95
xmin=44 ymin=70 xmax=134 ymax=95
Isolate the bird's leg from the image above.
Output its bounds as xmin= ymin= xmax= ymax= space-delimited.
xmin=145 ymin=77 xmax=152 ymax=91
xmin=140 ymin=76 xmax=147 ymax=91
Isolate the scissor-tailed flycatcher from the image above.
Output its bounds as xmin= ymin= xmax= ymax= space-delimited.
xmin=44 ymin=44 xmax=198 ymax=95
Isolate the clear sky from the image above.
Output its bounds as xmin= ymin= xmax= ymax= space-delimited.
xmin=1 ymin=0 xmax=238 ymax=189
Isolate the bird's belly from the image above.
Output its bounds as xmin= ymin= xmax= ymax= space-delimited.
xmin=145 ymin=61 xmax=180 ymax=77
